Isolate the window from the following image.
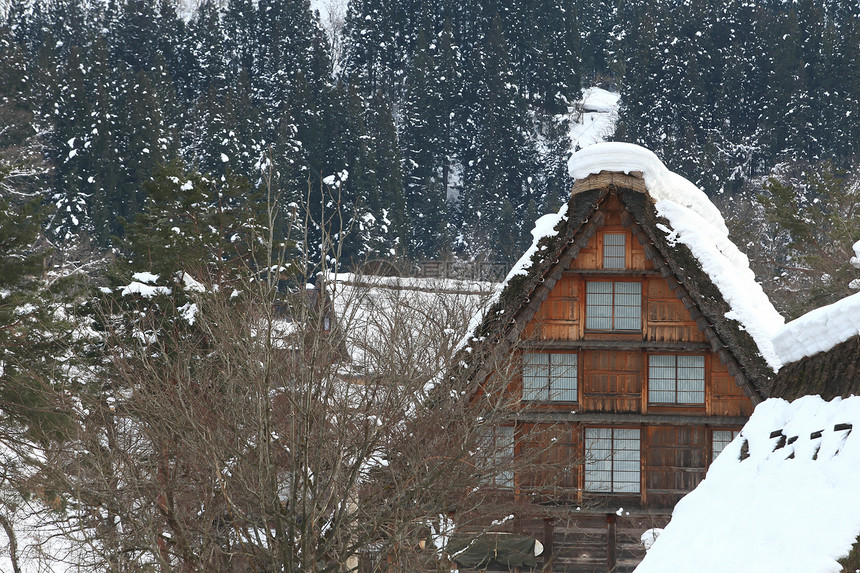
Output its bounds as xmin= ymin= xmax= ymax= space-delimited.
xmin=523 ymin=353 xmax=577 ymax=402
xmin=712 ymin=430 xmax=740 ymax=460
xmin=648 ymin=355 xmax=705 ymax=404
xmin=585 ymin=281 xmax=642 ymax=331
xmin=584 ymin=428 xmax=640 ymax=493
xmin=481 ymin=426 xmax=515 ymax=488
xmin=603 ymin=233 xmax=626 ymax=269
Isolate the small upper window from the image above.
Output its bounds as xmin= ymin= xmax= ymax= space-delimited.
xmin=585 ymin=281 xmax=642 ymax=331
xmin=648 ymin=355 xmax=705 ymax=404
xmin=603 ymin=233 xmax=626 ymax=269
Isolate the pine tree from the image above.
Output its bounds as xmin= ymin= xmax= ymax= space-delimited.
xmin=459 ymin=14 xmax=537 ymax=262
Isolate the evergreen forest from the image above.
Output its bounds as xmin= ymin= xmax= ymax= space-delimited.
xmin=1 ymin=0 xmax=859 ymax=277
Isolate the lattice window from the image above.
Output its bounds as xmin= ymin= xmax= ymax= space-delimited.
xmin=480 ymin=426 xmax=515 ymax=488
xmin=584 ymin=428 xmax=641 ymax=493
xmin=585 ymin=281 xmax=642 ymax=331
xmin=648 ymin=355 xmax=705 ymax=404
xmin=523 ymin=353 xmax=578 ymax=402
xmin=712 ymin=429 xmax=740 ymax=460
xmin=603 ymin=233 xmax=626 ymax=269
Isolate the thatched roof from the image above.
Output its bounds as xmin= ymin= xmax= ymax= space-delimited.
xmin=463 ymin=172 xmax=773 ymax=401
xmin=771 ymin=336 xmax=860 ymax=400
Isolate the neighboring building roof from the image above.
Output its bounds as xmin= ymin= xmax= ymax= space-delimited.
xmin=770 ymin=291 xmax=860 ymax=399
xmin=458 ymin=143 xmax=783 ymax=398
xmin=634 ymin=395 xmax=860 ymax=573
xmin=324 ymin=273 xmax=496 ymax=386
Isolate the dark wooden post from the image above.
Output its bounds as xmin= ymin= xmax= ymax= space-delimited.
xmin=607 ymin=513 xmax=617 ymax=573
xmin=543 ymin=518 xmax=554 ymax=573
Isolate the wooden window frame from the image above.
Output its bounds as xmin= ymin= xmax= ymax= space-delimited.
xmin=584 ymin=280 xmax=642 ymax=332
xmin=522 ymin=352 xmax=578 ymax=403
xmin=711 ymin=429 xmax=740 ymax=462
xmin=482 ymin=425 xmax=515 ymax=489
xmin=602 ymin=231 xmax=627 ymax=269
xmin=583 ymin=427 xmax=641 ymax=494
xmin=647 ymin=354 xmax=706 ymax=405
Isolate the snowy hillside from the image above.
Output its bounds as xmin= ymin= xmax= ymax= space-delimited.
xmin=570 ymin=87 xmax=620 ymax=151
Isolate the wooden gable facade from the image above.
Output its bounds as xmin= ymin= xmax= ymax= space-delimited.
xmin=460 ymin=172 xmax=772 ymax=573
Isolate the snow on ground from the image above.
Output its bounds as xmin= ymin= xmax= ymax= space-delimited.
xmin=635 ymin=395 xmax=860 ymax=573
xmin=772 ymin=291 xmax=860 ymax=365
xmin=570 ymin=87 xmax=620 ymax=151
xmin=569 ymin=142 xmax=785 ymax=369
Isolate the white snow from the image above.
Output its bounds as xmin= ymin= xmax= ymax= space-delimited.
xmin=850 ymin=239 xmax=860 ymax=269
xmin=132 ymin=272 xmax=159 ymax=284
xmin=570 ymin=88 xmax=620 ymax=150
xmin=567 ymin=142 xmax=785 ymax=369
xmin=772 ymin=291 xmax=860 ymax=365
xmin=568 ymin=142 xmax=726 ymax=233
xmin=120 ymin=282 xmax=171 ymax=298
xmin=635 ymin=395 xmax=860 ymax=573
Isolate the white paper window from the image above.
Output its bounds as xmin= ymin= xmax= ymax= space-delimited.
xmin=648 ymin=355 xmax=705 ymax=404
xmin=585 ymin=281 xmax=642 ymax=331
xmin=603 ymin=233 xmax=626 ymax=269
xmin=712 ymin=429 xmax=740 ymax=460
xmin=584 ymin=428 xmax=640 ymax=493
xmin=481 ymin=426 xmax=515 ymax=488
xmin=523 ymin=353 xmax=577 ymax=402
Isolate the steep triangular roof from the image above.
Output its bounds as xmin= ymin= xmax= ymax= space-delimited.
xmin=459 ymin=143 xmax=783 ymax=401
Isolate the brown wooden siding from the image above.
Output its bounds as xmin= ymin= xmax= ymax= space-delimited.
xmin=709 ymin=359 xmax=754 ymax=417
xmin=581 ymin=350 xmax=642 ymax=413
xmin=644 ymin=425 xmax=707 ymax=507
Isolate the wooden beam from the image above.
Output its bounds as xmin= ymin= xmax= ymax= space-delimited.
xmin=517 ymin=411 xmax=750 ymax=426
xmin=562 ymin=269 xmax=662 ymax=277
xmin=522 ymin=339 xmax=712 ymax=351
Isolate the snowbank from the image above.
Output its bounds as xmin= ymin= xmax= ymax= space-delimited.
xmin=772 ymin=291 xmax=860 ymax=365
xmin=568 ymin=142 xmax=785 ymax=369
xmin=635 ymin=395 xmax=860 ymax=573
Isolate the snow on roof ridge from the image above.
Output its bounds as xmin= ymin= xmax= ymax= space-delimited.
xmin=772 ymin=290 xmax=860 ymax=366
xmin=635 ymin=395 xmax=860 ymax=573
xmin=571 ymin=143 xmax=783 ymax=369
xmin=568 ymin=142 xmax=727 ymax=235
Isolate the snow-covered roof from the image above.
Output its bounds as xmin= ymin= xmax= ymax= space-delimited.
xmin=569 ymin=143 xmax=784 ymax=369
xmin=635 ymin=395 xmax=860 ymax=573
xmin=459 ymin=143 xmax=784 ymax=377
xmin=325 ymin=273 xmax=496 ymax=384
xmin=772 ymin=291 xmax=860 ymax=366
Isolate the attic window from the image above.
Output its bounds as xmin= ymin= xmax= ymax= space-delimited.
xmin=585 ymin=281 xmax=642 ymax=331
xmin=603 ymin=233 xmax=626 ymax=269
xmin=522 ymin=353 xmax=577 ymax=402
